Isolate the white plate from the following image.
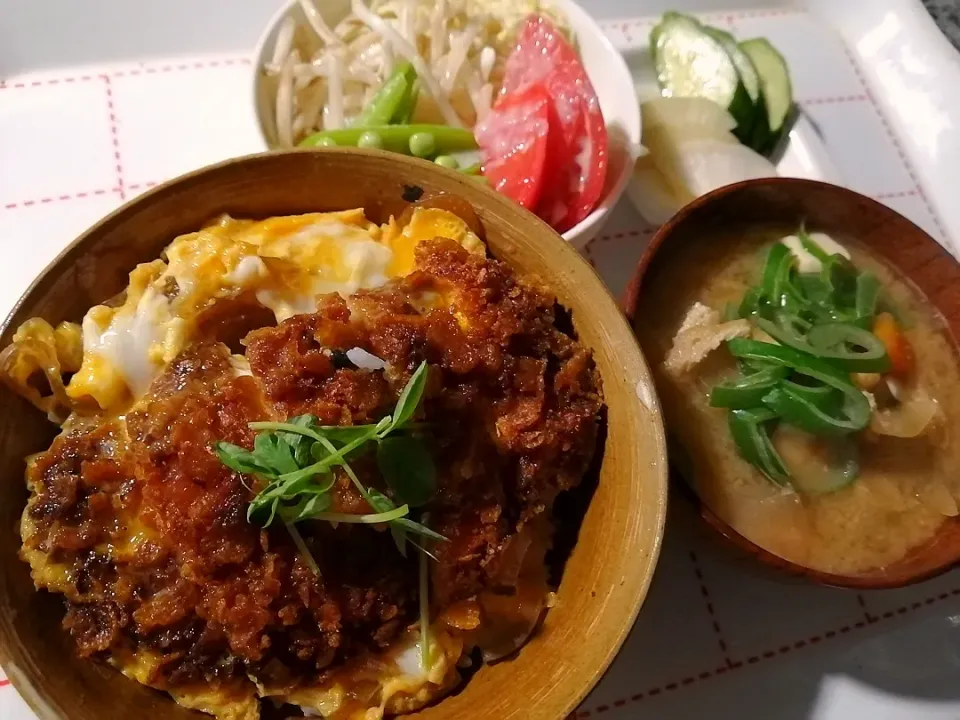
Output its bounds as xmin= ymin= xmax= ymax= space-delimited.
xmin=250 ymin=0 xmax=641 ymax=248
xmin=1 ymin=2 xmax=959 ymax=720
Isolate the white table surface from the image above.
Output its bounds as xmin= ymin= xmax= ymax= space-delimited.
xmin=2 ymin=2 xmax=960 ymax=719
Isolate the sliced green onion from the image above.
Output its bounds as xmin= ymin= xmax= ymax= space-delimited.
xmin=821 ymin=254 xmax=858 ymax=308
xmin=771 ymin=249 xmax=798 ymax=309
xmin=762 ymin=385 xmax=867 ymax=436
xmin=770 ymin=424 xmax=860 ymax=494
xmin=797 ymin=226 xmax=830 ymax=263
xmin=738 ymin=286 xmax=764 ymax=319
xmin=710 ymin=367 xmax=788 ymax=409
xmin=779 ymin=378 xmax=841 ymax=414
xmin=761 ymin=243 xmax=792 ymax=305
xmin=755 ymin=315 xmax=890 ymax=373
xmin=806 ymin=323 xmax=891 ymax=372
xmin=796 ymin=273 xmax=830 ymax=307
xmin=728 ymin=408 xmax=791 ymax=485
xmin=727 ymin=338 xmax=872 ymax=435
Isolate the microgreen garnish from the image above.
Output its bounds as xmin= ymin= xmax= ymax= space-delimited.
xmin=214 ymin=361 xmax=443 ymax=555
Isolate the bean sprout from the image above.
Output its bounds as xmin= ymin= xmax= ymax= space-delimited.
xmin=276 ymin=50 xmax=299 ymax=147
xmin=262 ymin=0 xmax=568 ymax=147
xmin=350 ymin=0 xmax=462 ymax=127
xmin=297 ymin=0 xmax=341 ymax=46
xmin=323 ymin=52 xmax=346 ymax=129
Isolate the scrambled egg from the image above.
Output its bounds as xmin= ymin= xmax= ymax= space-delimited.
xmin=100 ymin=627 xmax=462 ymax=720
xmin=63 ymin=208 xmax=482 ymax=411
xmin=279 ymin=629 xmax=463 ymax=719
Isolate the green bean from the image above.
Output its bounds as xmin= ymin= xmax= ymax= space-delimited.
xmin=433 ymin=155 xmax=458 ymax=169
xmin=299 ymin=125 xmax=477 ymax=154
xmin=354 ymin=63 xmax=416 ymax=127
xmin=391 ymin=80 xmax=419 ymax=124
xmin=409 ymin=132 xmax=436 ymax=158
xmin=357 ymin=131 xmax=383 ymax=149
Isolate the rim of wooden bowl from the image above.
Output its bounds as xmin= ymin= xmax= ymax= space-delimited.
xmin=625 ymin=176 xmax=960 ymax=589
xmin=0 ymin=148 xmax=668 ymax=720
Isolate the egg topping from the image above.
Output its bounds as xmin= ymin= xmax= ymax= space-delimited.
xmin=64 ymin=208 xmax=482 ymax=412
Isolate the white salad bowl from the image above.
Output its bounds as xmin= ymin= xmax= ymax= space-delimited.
xmin=251 ymin=0 xmax=640 ymax=250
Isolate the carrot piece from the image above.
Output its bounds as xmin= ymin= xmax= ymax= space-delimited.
xmin=873 ymin=312 xmax=915 ymax=376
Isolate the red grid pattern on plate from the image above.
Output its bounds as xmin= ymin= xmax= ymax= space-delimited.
xmin=101 ymin=75 xmax=126 ymax=199
xmin=689 ymin=551 xmax=733 ymax=663
xmin=801 ymin=94 xmax=867 ymax=104
xmin=603 ymin=7 xmax=801 ymax=32
xmin=2 ymin=188 xmax=116 ymax=210
xmin=838 ymin=44 xmax=950 ymax=240
xmin=0 ymin=57 xmax=250 ymax=87
xmin=572 ymin=587 xmax=960 ymax=718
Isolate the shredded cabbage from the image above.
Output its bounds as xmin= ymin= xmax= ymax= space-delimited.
xmin=263 ymin=0 xmax=570 ymax=147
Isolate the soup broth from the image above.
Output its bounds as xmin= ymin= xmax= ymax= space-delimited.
xmin=639 ymin=229 xmax=960 ymax=575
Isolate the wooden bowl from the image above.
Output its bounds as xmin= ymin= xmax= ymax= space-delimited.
xmin=0 ymin=149 xmax=667 ymax=720
xmin=625 ymin=177 xmax=960 ymax=589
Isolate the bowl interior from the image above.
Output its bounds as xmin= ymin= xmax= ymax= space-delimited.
xmin=250 ymin=0 xmax=640 ymax=248
xmin=0 ymin=149 xmax=666 ymax=720
xmin=627 ymin=177 xmax=960 ymax=588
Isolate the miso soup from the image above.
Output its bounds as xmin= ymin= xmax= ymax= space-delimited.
xmin=638 ymin=228 xmax=960 ymax=575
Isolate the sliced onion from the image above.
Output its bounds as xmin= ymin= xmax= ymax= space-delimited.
xmin=772 ymin=425 xmax=859 ymax=495
xmin=346 ymin=347 xmax=386 ymax=370
xmin=870 ymin=386 xmax=940 ymax=438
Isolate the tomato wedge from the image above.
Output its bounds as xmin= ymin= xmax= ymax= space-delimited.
xmin=474 ymin=83 xmax=551 ymax=210
xmin=501 ymin=16 xmax=608 ymax=232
